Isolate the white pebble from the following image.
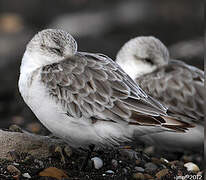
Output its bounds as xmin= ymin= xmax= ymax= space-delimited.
xmin=106 ymin=170 xmax=114 ymax=174
xmin=184 ymin=162 xmax=200 ymax=172
xmin=160 ymin=158 xmax=169 ymax=163
xmin=22 ymin=173 xmax=31 ymax=178
xmin=13 ymin=162 xmax=19 ymax=166
xmin=91 ymin=157 xmax=103 ymax=169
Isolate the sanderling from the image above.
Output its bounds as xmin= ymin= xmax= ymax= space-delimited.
xmin=116 ymin=36 xmax=204 ymax=151
xmin=18 ymin=29 xmax=193 ymax=149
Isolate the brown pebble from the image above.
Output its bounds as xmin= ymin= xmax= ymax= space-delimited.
xmin=26 ymin=122 xmax=41 ymax=133
xmin=169 ymin=160 xmax=183 ymax=166
xmin=155 ymin=169 xmax=169 ymax=179
xmin=39 ymin=167 xmax=69 ymax=180
xmin=7 ymin=165 xmax=21 ymax=175
xmin=9 ymin=124 xmax=23 ymax=133
xmin=151 ymin=157 xmax=161 ymax=165
xmin=133 ymin=172 xmax=145 ymax=180
xmin=135 ymin=159 xmax=141 ymax=165
xmin=144 ymin=173 xmax=153 ymax=179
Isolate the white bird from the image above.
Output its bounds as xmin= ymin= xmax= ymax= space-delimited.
xmin=116 ymin=36 xmax=204 ymax=151
xmin=18 ymin=29 xmax=192 ymax=149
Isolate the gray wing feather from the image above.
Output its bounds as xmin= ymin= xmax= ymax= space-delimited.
xmin=136 ymin=60 xmax=204 ymax=123
xmin=41 ymin=53 xmax=192 ymax=130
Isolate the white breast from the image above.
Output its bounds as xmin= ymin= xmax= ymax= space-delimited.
xmin=18 ymin=63 xmax=134 ymax=148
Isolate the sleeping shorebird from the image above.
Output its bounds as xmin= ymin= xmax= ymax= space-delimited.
xmin=18 ymin=29 xmax=193 ymax=150
xmin=116 ymin=36 xmax=204 ymax=151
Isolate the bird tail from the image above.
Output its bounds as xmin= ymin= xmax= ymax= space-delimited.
xmin=160 ymin=115 xmax=195 ymax=133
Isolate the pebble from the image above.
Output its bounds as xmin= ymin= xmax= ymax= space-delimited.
xmin=184 ymin=162 xmax=200 ymax=173
xmin=169 ymin=160 xmax=184 ymax=167
xmin=9 ymin=124 xmax=23 ymax=133
xmin=135 ymin=159 xmax=141 ymax=165
xmin=144 ymin=162 xmax=158 ymax=171
xmin=13 ymin=162 xmax=19 ymax=166
xmin=91 ymin=157 xmax=103 ymax=169
xmin=133 ymin=172 xmax=145 ymax=180
xmin=122 ymin=168 xmax=128 ymax=174
xmin=106 ymin=170 xmax=114 ymax=174
xmin=34 ymin=159 xmax=44 ymax=168
xmin=7 ymin=165 xmax=21 ymax=175
xmin=64 ymin=146 xmax=72 ymax=158
xmin=144 ymin=173 xmax=153 ymax=179
xmin=144 ymin=146 xmax=155 ymax=155
xmin=22 ymin=173 xmax=31 ymax=178
xmin=119 ymin=149 xmax=135 ymax=160
xmin=111 ymin=159 xmax=118 ymax=168
xmin=155 ymin=169 xmax=169 ymax=179
xmin=134 ymin=166 xmax=144 ymax=172
xmin=160 ymin=158 xmax=169 ymax=164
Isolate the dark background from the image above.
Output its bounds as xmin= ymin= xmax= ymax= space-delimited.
xmin=0 ymin=0 xmax=203 ymax=133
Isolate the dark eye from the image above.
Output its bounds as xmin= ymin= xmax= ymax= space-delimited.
xmin=51 ymin=48 xmax=62 ymax=55
xmin=144 ymin=58 xmax=154 ymax=65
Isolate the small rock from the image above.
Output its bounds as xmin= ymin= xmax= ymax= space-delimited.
xmin=134 ymin=166 xmax=144 ymax=172
xmin=135 ymin=159 xmax=141 ymax=165
xmin=197 ymin=171 xmax=203 ymax=175
xmin=111 ymin=159 xmax=118 ymax=168
xmin=151 ymin=157 xmax=161 ymax=165
xmin=144 ymin=146 xmax=155 ymax=155
xmin=26 ymin=122 xmax=41 ymax=133
xmin=122 ymin=168 xmax=128 ymax=174
xmin=9 ymin=124 xmax=23 ymax=133
xmin=184 ymin=162 xmax=200 ymax=173
xmin=160 ymin=158 xmax=169 ymax=164
xmin=133 ymin=172 xmax=145 ymax=180
xmin=155 ymin=169 xmax=169 ymax=179
xmin=106 ymin=170 xmax=114 ymax=174
xmin=7 ymin=165 xmax=21 ymax=175
xmin=13 ymin=162 xmax=19 ymax=166
xmin=169 ymin=160 xmax=184 ymax=167
xmin=144 ymin=162 xmax=158 ymax=171
xmin=144 ymin=173 xmax=153 ymax=179
xmin=34 ymin=159 xmax=44 ymax=168
xmin=39 ymin=167 xmax=69 ymax=180
xmin=22 ymin=173 xmax=31 ymax=178
xmin=64 ymin=145 xmax=72 ymax=158
xmin=91 ymin=157 xmax=103 ymax=169
xmin=119 ymin=149 xmax=136 ymax=160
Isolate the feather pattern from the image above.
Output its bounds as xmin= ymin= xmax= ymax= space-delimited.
xmin=40 ymin=52 xmax=192 ymax=135
xmin=135 ymin=60 xmax=204 ymax=124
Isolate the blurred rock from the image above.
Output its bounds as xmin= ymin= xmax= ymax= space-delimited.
xmin=0 ymin=13 xmax=24 ymax=33
xmin=7 ymin=164 xmax=21 ymax=176
xmin=0 ymin=129 xmax=66 ymax=159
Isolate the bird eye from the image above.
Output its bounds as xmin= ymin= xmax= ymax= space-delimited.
xmin=144 ymin=58 xmax=154 ymax=65
xmin=52 ymin=48 xmax=62 ymax=55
